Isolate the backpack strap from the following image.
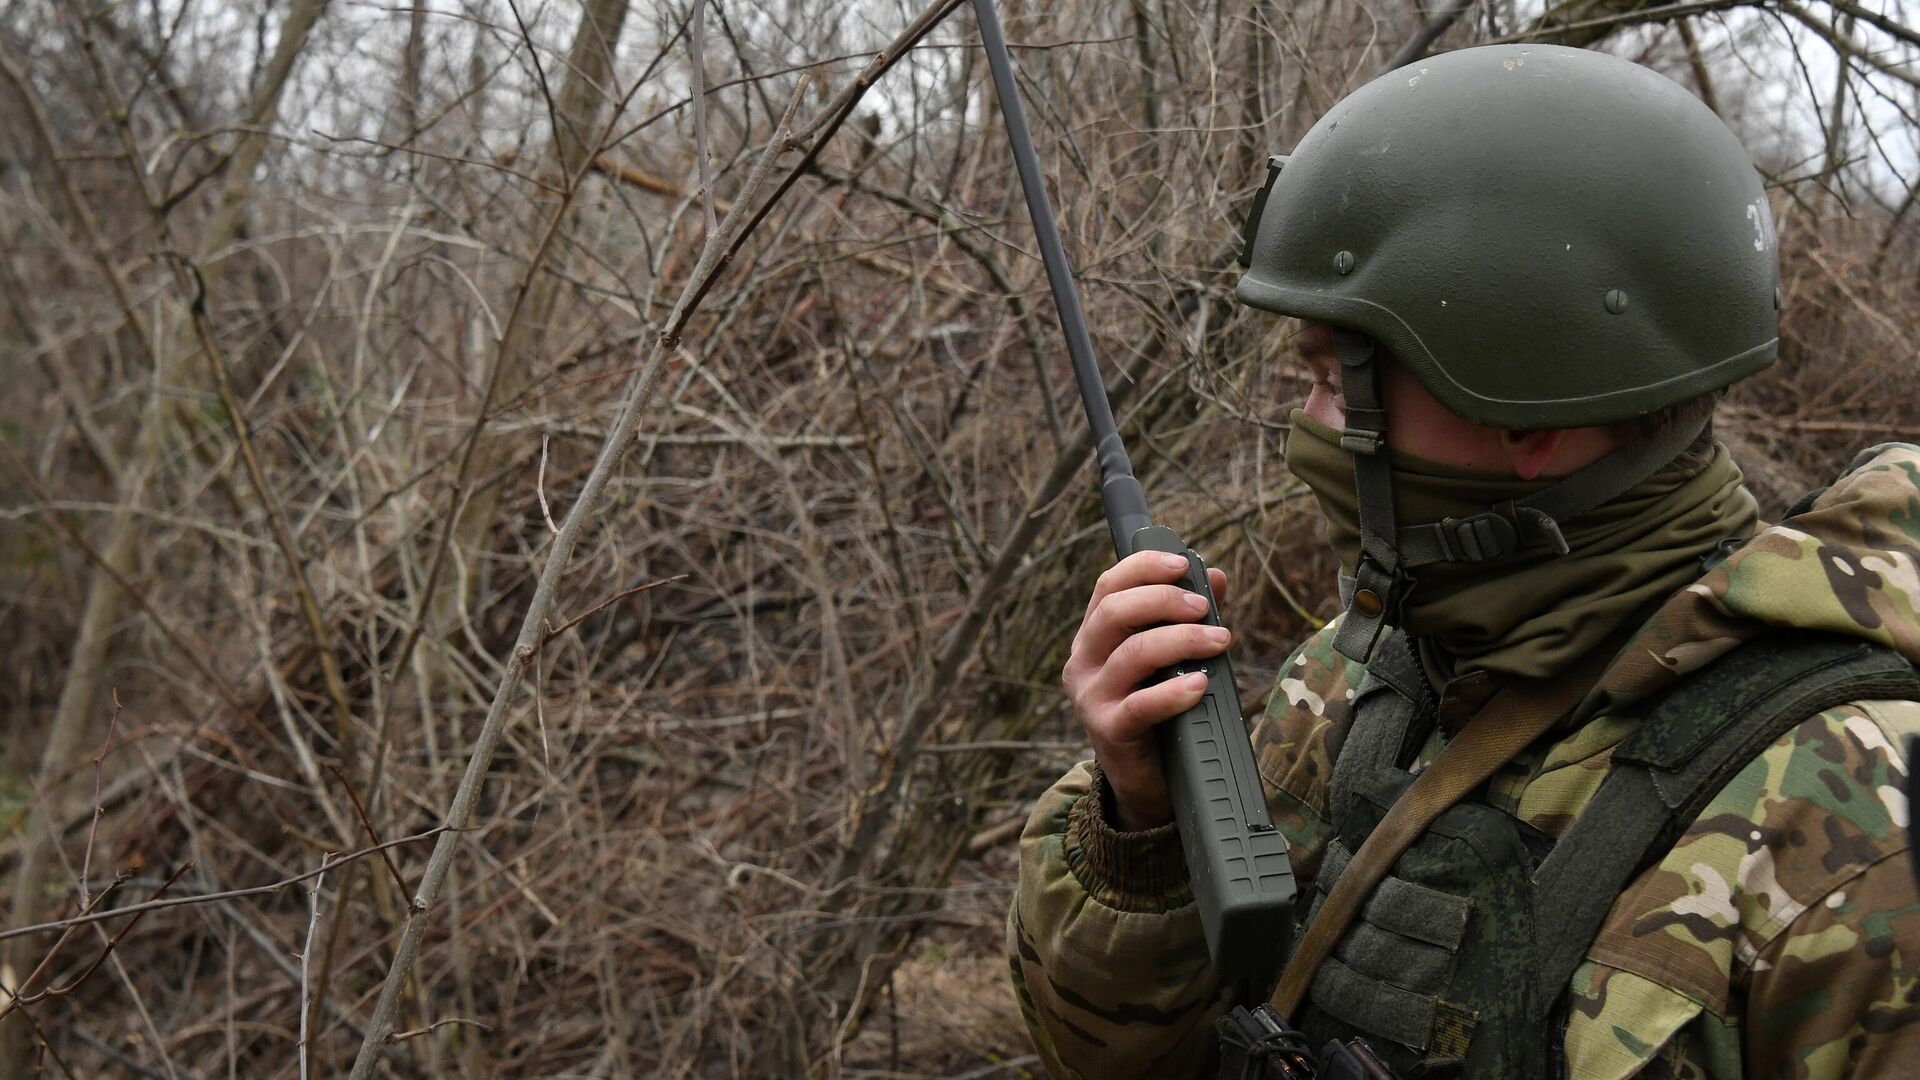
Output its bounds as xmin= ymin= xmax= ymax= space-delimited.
xmin=1529 ymin=633 xmax=1920 ymax=1018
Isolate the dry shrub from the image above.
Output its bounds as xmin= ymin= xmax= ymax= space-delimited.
xmin=0 ymin=1 xmax=1912 ymax=1076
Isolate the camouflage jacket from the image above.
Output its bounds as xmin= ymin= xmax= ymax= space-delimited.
xmin=1008 ymin=444 xmax=1920 ymax=1078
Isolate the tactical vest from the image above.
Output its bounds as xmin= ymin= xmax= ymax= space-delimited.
xmin=1285 ymin=631 xmax=1920 ymax=1078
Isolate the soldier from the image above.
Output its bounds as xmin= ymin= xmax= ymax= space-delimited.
xmin=1007 ymin=44 xmax=1920 ymax=1078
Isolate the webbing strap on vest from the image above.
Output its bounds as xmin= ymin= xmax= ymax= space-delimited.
xmin=1526 ymin=633 xmax=1920 ymax=1018
xmin=1268 ymin=651 xmax=1609 ymax=1020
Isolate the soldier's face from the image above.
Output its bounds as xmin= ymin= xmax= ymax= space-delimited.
xmin=1293 ymin=322 xmax=1506 ymax=471
xmin=1291 ymin=322 xmax=1619 ymax=480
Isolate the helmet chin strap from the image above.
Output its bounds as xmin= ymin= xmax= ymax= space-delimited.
xmin=1325 ymin=329 xmax=1713 ymax=664
xmin=1328 ymin=330 xmax=1400 ymax=662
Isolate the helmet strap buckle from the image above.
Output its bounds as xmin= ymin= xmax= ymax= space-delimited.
xmin=1436 ymin=511 xmax=1517 ymax=563
xmin=1508 ymin=503 xmax=1571 ymax=557
xmin=1339 ymin=427 xmax=1384 ymax=456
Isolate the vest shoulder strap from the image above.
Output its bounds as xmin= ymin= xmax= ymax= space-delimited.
xmin=1529 ymin=633 xmax=1920 ymax=1017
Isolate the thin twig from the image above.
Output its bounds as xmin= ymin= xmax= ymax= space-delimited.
xmin=0 ymin=877 xmax=128 ymax=1021
xmin=0 ymin=828 xmax=448 ymax=944
xmin=0 ymin=864 xmax=190 ymax=1020
xmin=324 ymin=764 xmax=410 ymax=897
xmin=537 ymin=434 xmax=560 ymax=536
xmin=543 ymin=575 xmax=689 ymax=643
xmin=671 ymin=0 xmax=969 ymax=334
xmin=690 ymin=0 xmax=719 ymax=239
xmin=78 ymin=690 xmax=124 ymax=909
xmin=1489 ymin=0 xmax=1749 ymax=45
xmin=1779 ymin=1 xmax=1920 ymax=91
xmin=387 ymin=1017 xmax=493 ymax=1044
xmin=1822 ymin=0 xmax=1920 ymax=50
xmin=299 ymin=863 xmax=328 ymax=1080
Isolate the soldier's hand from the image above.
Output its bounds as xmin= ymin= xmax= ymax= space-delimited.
xmin=1062 ymin=550 xmax=1232 ymax=832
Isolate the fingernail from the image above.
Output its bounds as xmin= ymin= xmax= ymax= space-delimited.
xmin=1183 ymin=593 xmax=1209 ymax=614
xmin=1161 ymin=553 xmax=1188 ymax=571
xmin=1205 ymin=626 xmax=1230 ymax=644
xmin=1184 ymin=672 xmax=1208 ymax=691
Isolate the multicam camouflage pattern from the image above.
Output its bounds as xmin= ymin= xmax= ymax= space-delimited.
xmin=1009 ymin=764 xmax=1223 ymax=1077
xmin=1008 ymin=444 xmax=1920 ymax=1078
xmin=1565 ymin=700 xmax=1920 ymax=1078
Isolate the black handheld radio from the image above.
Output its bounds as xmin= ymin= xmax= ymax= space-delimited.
xmin=970 ymin=0 xmax=1295 ymax=993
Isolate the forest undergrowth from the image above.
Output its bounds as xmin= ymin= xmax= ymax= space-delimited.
xmin=1 ymin=0 xmax=1916 ymax=1076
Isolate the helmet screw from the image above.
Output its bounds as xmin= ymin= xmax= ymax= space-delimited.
xmin=1353 ymin=588 xmax=1384 ymax=617
xmin=1334 ymin=250 xmax=1356 ymax=275
xmin=1604 ymin=289 xmax=1629 ymax=314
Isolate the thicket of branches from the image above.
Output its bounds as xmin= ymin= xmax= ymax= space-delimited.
xmin=1 ymin=0 xmax=1915 ymax=1075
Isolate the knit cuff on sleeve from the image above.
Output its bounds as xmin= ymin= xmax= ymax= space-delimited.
xmin=1064 ymin=764 xmax=1193 ymax=911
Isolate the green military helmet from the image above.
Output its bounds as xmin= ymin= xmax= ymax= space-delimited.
xmin=1237 ymin=43 xmax=1779 ymax=430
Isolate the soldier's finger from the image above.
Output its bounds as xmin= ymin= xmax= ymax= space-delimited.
xmin=1083 ymin=550 xmax=1193 ymax=624
xmin=1099 ymin=672 xmax=1210 ymax=741
xmin=1095 ymin=622 xmax=1231 ymax=701
xmin=1208 ymin=567 xmax=1228 ymax=607
xmin=1078 ymin=584 xmax=1209 ymax=664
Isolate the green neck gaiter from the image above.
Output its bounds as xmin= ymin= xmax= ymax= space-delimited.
xmin=1286 ymin=411 xmax=1758 ymax=681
